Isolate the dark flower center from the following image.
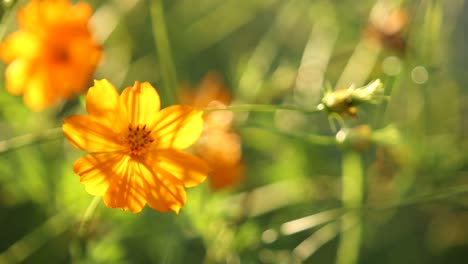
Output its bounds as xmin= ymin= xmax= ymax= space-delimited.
xmin=124 ymin=124 xmax=154 ymax=157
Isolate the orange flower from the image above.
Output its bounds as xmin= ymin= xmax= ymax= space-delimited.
xmin=179 ymin=72 xmax=231 ymax=109
xmin=179 ymin=72 xmax=245 ymax=190
xmin=196 ymin=130 xmax=245 ymax=189
xmin=0 ymin=0 xmax=102 ymax=110
xmin=365 ymin=5 xmax=408 ymax=53
xmin=63 ymin=79 xmax=210 ymax=213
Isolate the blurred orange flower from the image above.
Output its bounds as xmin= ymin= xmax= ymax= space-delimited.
xmin=365 ymin=5 xmax=408 ymax=53
xmin=63 ymin=79 xmax=210 ymax=213
xmin=179 ymin=72 xmax=245 ymax=190
xmin=0 ymin=0 xmax=102 ymax=110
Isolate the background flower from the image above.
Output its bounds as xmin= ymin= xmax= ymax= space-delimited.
xmin=0 ymin=0 xmax=102 ymax=110
xmin=179 ymin=72 xmax=245 ymax=190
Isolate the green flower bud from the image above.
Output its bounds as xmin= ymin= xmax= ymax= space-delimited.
xmin=320 ymin=79 xmax=384 ymax=118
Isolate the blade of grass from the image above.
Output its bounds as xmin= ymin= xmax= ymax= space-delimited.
xmin=293 ymin=221 xmax=341 ymax=261
xmin=204 ymin=104 xmax=323 ymax=114
xmin=150 ymin=0 xmax=177 ymax=105
xmin=336 ymin=150 xmax=363 ymax=264
xmin=0 ymin=128 xmax=63 ymax=155
xmin=240 ymin=123 xmax=337 ymax=146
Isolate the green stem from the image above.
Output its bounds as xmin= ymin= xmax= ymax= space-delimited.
xmin=304 ymin=183 xmax=468 ymax=222
xmin=70 ymin=196 xmax=102 ymax=263
xmin=204 ymin=104 xmax=323 ymax=114
xmin=241 ymin=123 xmax=336 ymax=146
xmin=0 ymin=127 xmax=63 ymax=155
xmin=374 ymin=184 xmax=468 ymax=211
xmin=78 ymin=196 xmax=101 ymax=237
xmin=150 ymin=0 xmax=178 ymax=105
xmin=336 ymin=150 xmax=363 ymax=264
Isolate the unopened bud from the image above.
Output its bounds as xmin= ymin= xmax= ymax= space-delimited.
xmin=321 ymin=79 xmax=384 ymax=118
xmin=350 ymin=79 xmax=384 ymax=104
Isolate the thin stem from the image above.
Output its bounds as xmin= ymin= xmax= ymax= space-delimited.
xmin=69 ymin=196 xmax=102 ymax=263
xmin=204 ymin=104 xmax=323 ymax=114
xmin=336 ymin=150 xmax=363 ymax=264
xmin=293 ymin=221 xmax=341 ymax=261
xmin=372 ymin=184 xmax=468 ymax=211
xmin=300 ymin=183 xmax=468 ymax=224
xmin=150 ymin=0 xmax=178 ymax=105
xmin=303 ymin=133 xmax=337 ymax=146
xmin=0 ymin=127 xmax=63 ymax=155
xmin=242 ymin=123 xmax=337 ymax=146
xmin=78 ymin=196 xmax=101 ymax=237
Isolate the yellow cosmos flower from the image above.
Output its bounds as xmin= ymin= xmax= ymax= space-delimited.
xmin=63 ymin=80 xmax=210 ymax=213
xmin=0 ymin=0 xmax=102 ymax=110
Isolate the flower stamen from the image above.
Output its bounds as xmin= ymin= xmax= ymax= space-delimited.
xmin=124 ymin=124 xmax=154 ymax=157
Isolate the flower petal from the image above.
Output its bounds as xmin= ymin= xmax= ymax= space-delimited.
xmin=22 ymin=68 xmax=59 ymax=110
xmin=63 ymin=115 xmax=124 ymax=152
xmin=18 ymin=0 xmax=92 ymax=31
xmin=209 ymin=161 xmax=245 ymax=190
xmin=85 ymin=79 xmax=126 ymax=132
xmin=73 ymin=152 xmax=126 ymax=195
xmin=0 ymin=31 xmax=41 ymax=62
xmin=152 ymin=149 xmax=210 ymax=187
xmin=120 ymin=81 xmax=160 ymax=126
xmin=103 ymin=157 xmax=148 ymax=213
xmin=138 ymin=161 xmax=187 ymax=213
xmin=4 ymin=60 xmax=31 ymax=95
xmin=151 ymin=106 xmax=204 ymax=149
xmin=67 ymin=37 xmax=102 ymax=93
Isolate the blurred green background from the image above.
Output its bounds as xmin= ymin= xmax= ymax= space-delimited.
xmin=1 ymin=0 xmax=468 ymax=263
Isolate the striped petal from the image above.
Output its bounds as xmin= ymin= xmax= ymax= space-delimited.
xmin=120 ymin=81 xmax=160 ymax=126
xmin=102 ymin=157 xmax=148 ymax=213
xmin=101 ymin=158 xmax=187 ymax=213
xmin=86 ymin=79 xmax=126 ymax=132
xmin=151 ymin=106 xmax=203 ymax=149
xmin=138 ymin=161 xmax=187 ymax=213
xmin=63 ymin=115 xmax=124 ymax=152
xmin=152 ymin=149 xmax=210 ymax=187
xmin=73 ymin=152 xmax=127 ymax=196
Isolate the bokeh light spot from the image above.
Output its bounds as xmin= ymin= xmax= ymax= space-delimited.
xmin=411 ymin=66 xmax=429 ymax=84
xmin=382 ymin=56 xmax=401 ymax=76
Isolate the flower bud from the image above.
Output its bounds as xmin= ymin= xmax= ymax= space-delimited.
xmin=321 ymin=79 xmax=384 ymax=118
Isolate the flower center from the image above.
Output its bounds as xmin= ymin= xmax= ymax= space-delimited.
xmin=124 ymin=124 xmax=154 ymax=157
xmin=48 ymin=43 xmax=71 ymax=64
xmin=54 ymin=48 xmax=70 ymax=63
